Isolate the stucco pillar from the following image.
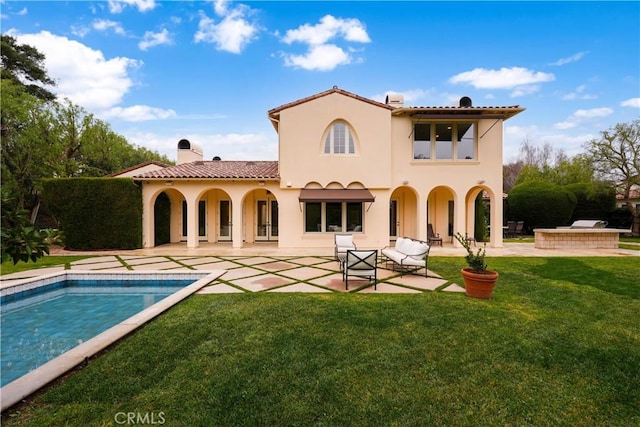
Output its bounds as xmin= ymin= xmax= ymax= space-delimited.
xmin=141 ymin=185 xmax=155 ymax=248
xmin=417 ymin=193 xmax=428 ymax=242
xmin=454 ymin=193 xmax=467 ymax=248
xmin=185 ymin=195 xmax=199 ymax=249
xmin=231 ymin=197 xmax=244 ymax=248
xmin=490 ymin=193 xmax=504 ymax=248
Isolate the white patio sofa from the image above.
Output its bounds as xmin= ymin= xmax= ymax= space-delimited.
xmin=381 ymin=237 xmax=431 ymax=277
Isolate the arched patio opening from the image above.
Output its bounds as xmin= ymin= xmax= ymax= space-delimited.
xmin=194 ymin=188 xmax=233 ymax=243
xmin=243 ymin=188 xmax=279 ymax=243
xmin=465 ymin=186 xmax=502 ymax=246
xmin=389 ymin=186 xmax=418 ymax=240
xmin=427 ymin=186 xmax=456 ymax=243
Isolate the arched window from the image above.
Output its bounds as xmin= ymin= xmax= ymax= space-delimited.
xmin=324 ymin=121 xmax=355 ymax=154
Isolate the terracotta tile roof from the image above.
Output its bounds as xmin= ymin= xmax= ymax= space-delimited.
xmin=134 ymin=160 xmax=279 ymax=180
xmin=268 ymin=86 xmax=393 ymax=118
xmin=108 ymin=161 xmax=171 ymax=177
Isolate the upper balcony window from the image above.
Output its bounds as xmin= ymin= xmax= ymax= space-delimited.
xmin=413 ymin=122 xmax=476 ymax=161
xmin=324 ymin=121 xmax=355 ymax=155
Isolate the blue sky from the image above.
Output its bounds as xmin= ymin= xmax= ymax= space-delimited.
xmin=2 ymin=0 xmax=639 ymax=163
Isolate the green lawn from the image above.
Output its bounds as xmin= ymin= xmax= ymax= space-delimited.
xmin=3 ymin=257 xmax=639 ymax=426
xmin=0 ymin=256 xmax=92 ymax=276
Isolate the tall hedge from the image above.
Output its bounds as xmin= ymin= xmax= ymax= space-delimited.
xmin=508 ymin=181 xmax=577 ymax=230
xmin=564 ymin=182 xmax=616 ymax=222
xmin=42 ymin=178 xmax=142 ymax=250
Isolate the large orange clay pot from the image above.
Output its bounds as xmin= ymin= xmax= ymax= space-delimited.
xmin=461 ymin=268 xmax=498 ymax=299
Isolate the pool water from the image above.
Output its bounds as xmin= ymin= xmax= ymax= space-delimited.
xmin=1 ymin=279 xmax=194 ymax=386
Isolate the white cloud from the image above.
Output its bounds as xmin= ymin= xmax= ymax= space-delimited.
xmin=123 ymin=131 xmax=277 ymax=161
xmin=449 ymin=67 xmax=555 ymax=96
xmin=561 ymin=85 xmax=597 ymax=101
xmin=14 ymin=31 xmax=140 ymax=110
xmin=554 ymin=107 xmax=613 ymax=129
xmin=550 ymin=51 xmax=589 ymax=66
xmin=108 ymin=0 xmax=156 ymax=14
xmin=503 ymin=124 xmax=594 ymax=162
xmin=100 ymin=105 xmax=177 ymax=122
xmin=283 ymin=44 xmax=350 ymax=72
xmin=573 ymin=107 xmax=613 ymax=119
xmin=17 ymin=7 xmax=27 ymax=16
xmin=92 ymin=19 xmax=126 ymax=36
xmin=139 ymin=28 xmax=172 ymax=50
xmin=279 ymin=14 xmax=370 ymax=71
xmin=194 ymin=3 xmax=259 ymax=54
xmin=282 ymin=15 xmax=370 ymax=45
xmin=621 ymin=97 xmax=640 ymax=108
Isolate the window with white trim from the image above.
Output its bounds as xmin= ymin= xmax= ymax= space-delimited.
xmin=324 ymin=121 xmax=355 ymax=154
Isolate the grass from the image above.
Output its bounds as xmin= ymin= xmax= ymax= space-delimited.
xmin=2 ymin=257 xmax=640 ymax=426
xmin=0 ymin=256 xmax=92 ymax=276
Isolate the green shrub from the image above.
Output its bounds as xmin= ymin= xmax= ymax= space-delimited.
xmin=508 ymin=181 xmax=577 ymax=230
xmin=42 ymin=178 xmax=142 ymax=250
xmin=564 ymin=182 xmax=616 ymax=222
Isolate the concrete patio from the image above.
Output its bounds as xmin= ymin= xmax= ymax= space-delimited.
xmin=0 ymin=253 xmax=463 ymax=294
xmin=2 ymin=241 xmax=637 ymax=293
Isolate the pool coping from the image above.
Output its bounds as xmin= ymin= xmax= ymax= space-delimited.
xmin=0 ymin=269 xmax=225 ymax=412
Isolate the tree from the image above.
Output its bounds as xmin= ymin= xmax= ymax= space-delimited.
xmin=1 ymin=34 xmax=56 ymax=101
xmin=0 ymin=79 xmax=54 ymax=210
xmin=584 ymin=120 xmax=640 ymax=235
xmin=1 ymin=190 xmax=59 ymax=264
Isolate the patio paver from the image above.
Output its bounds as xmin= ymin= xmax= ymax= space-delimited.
xmin=2 ymin=253 xmax=467 ymax=295
xmin=232 ymin=274 xmax=296 ymax=292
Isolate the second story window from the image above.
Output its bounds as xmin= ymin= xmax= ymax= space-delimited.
xmin=324 ymin=121 xmax=355 ymax=154
xmin=413 ymin=122 xmax=476 ymax=161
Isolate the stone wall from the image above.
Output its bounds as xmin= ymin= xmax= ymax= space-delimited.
xmin=534 ymin=229 xmax=621 ymax=249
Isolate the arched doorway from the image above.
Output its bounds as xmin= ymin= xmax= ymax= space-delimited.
xmin=427 ymin=186 xmax=456 ymax=242
xmin=389 ymin=186 xmax=418 ymax=240
xmin=247 ymin=188 xmax=279 ymax=242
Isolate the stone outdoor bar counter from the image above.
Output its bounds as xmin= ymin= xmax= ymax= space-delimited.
xmin=534 ymin=228 xmax=627 ymax=249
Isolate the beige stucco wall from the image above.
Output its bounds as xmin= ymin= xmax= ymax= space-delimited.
xmin=140 ymin=92 xmax=508 ymax=250
xmin=278 ymin=92 xmax=392 ymax=189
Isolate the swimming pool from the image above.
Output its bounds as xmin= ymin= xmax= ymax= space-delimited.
xmin=0 ymin=270 xmax=224 ymax=411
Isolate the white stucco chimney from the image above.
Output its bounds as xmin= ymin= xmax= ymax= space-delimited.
xmin=177 ymin=139 xmax=203 ymax=164
xmin=385 ymin=94 xmax=404 ymax=108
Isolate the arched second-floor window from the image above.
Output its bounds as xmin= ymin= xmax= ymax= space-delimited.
xmin=324 ymin=121 xmax=356 ymax=154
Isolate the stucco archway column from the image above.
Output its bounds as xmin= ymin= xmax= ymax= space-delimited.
xmin=231 ymin=196 xmax=243 ymax=249
xmin=454 ymin=193 xmax=467 ymax=248
xmin=490 ymin=193 xmax=504 ymax=248
xmin=184 ymin=193 xmax=200 ymax=249
xmin=417 ymin=193 xmax=428 ymax=243
xmin=141 ymin=184 xmax=156 ymax=249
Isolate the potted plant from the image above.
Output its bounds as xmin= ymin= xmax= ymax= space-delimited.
xmin=454 ymin=232 xmax=498 ymax=299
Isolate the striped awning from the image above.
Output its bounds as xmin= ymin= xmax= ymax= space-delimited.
xmin=298 ymin=189 xmax=375 ymax=203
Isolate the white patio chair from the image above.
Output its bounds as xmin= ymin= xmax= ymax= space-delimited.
xmin=334 ymin=234 xmax=356 ymax=262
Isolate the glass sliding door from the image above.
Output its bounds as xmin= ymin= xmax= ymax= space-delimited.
xmin=182 ymin=200 xmax=207 ymax=241
xmin=256 ymin=198 xmax=278 ymax=241
xmin=218 ymin=200 xmax=231 ymax=241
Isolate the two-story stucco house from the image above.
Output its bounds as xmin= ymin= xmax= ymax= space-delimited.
xmin=134 ymin=87 xmax=524 ymax=250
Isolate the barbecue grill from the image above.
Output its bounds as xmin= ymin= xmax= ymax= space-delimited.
xmin=569 ymin=220 xmax=608 ymax=229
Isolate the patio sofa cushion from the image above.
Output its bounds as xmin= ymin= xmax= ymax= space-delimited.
xmin=381 ymin=237 xmax=430 ymax=269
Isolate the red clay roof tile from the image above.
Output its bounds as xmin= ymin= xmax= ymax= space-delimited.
xmin=134 ymin=160 xmax=279 ymax=180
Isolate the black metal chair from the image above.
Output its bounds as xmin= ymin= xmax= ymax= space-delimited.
xmin=343 ymin=249 xmax=378 ymax=290
xmin=427 ymin=223 xmax=443 ymax=246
